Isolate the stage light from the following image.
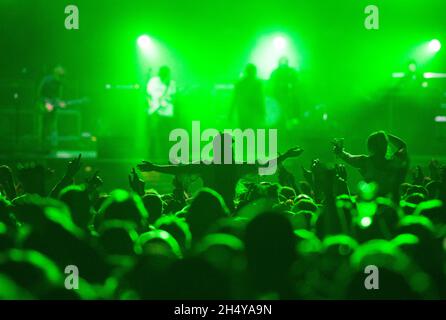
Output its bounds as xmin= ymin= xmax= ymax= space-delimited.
xmin=424 ymin=72 xmax=446 ymax=79
xmin=428 ymin=39 xmax=441 ymax=53
xmin=250 ymin=33 xmax=300 ymax=79
xmin=137 ymin=35 xmax=152 ymax=49
xmin=360 ymin=217 xmax=372 ymax=228
xmin=410 ymin=39 xmax=442 ymax=66
xmin=273 ymin=36 xmax=287 ymax=51
xmin=435 ymin=116 xmax=446 ymax=123
xmin=137 ymin=34 xmax=159 ymax=71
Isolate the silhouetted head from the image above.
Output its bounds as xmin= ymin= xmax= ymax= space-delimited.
xmin=346 ymin=240 xmax=431 ymax=299
xmin=59 ymin=185 xmax=91 ymax=229
xmin=367 ymin=131 xmax=388 ymax=157
xmin=292 ymin=198 xmax=318 ymax=213
xmin=278 ymin=56 xmax=289 ymax=67
xmin=0 ymin=249 xmax=65 ymax=299
xmin=187 ymin=188 xmax=229 ymax=241
xmin=244 ymin=63 xmax=257 ymax=79
xmin=96 ymin=189 xmax=149 ymax=233
xmin=135 ymin=230 xmax=182 ymax=258
xmin=53 ymin=65 xmax=65 ymax=80
xmin=142 ymin=193 xmax=163 ymax=224
xmin=195 ymin=233 xmax=244 ymax=273
xmin=244 ymin=211 xmax=296 ymax=293
xmin=158 ymin=66 xmax=171 ymax=84
xmin=279 ymin=186 xmax=296 ymax=201
xmin=97 ymin=220 xmax=139 ymax=256
xmin=154 ymin=215 xmax=192 ymax=253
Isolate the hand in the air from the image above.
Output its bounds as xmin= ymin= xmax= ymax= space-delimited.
xmin=332 ymin=138 xmax=344 ymax=155
xmin=65 ymin=154 xmax=82 ymax=179
xmin=87 ymin=170 xmax=103 ymax=190
xmin=137 ymin=161 xmax=156 ymax=172
xmin=285 ymin=146 xmax=304 ymax=158
xmin=335 ymin=164 xmax=348 ymax=181
xmin=129 ymin=168 xmax=145 ymax=196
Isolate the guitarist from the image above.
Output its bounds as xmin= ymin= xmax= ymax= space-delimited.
xmin=146 ymin=66 xmax=177 ymax=158
xmin=38 ymin=65 xmax=66 ymax=151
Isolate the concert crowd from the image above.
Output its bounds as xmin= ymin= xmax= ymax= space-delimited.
xmin=0 ymin=131 xmax=445 ymax=299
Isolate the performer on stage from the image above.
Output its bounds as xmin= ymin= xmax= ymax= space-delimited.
xmin=146 ymin=65 xmax=177 ymax=159
xmin=269 ymin=56 xmax=300 ymax=129
xmin=400 ymin=60 xmax=424 ymax=91
xmin=230 ymin=63 xmax=265 ymax=129
xmin=38 ymin=65 xmax=66 ymax=152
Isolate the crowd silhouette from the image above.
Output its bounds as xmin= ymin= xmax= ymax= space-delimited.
xmin=0 ymin=131 xmax=445 ymax=299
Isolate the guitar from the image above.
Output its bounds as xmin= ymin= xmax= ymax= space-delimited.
xmin=39 ymin=97 xmax=90 ymax=113
xmin=147 ymin=94 xmax=174 ymax=116
xmin=146 ymin=76 xmax=176 ymax=116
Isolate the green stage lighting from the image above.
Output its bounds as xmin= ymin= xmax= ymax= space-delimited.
xmin=273 ymin=36 xmax=287 ymax=52
xmin=137 ymin=35 xmax=152 ymax=50
xmin=428 ymin=39 xmax=441 ymax=53
xmin=250 ymin=33 xmax=300 ymax=79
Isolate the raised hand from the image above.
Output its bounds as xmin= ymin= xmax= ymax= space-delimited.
xmin=334 ymin=164 xmax=349 ymax=196
xmin=137 ymin=161 xmax=156 ymax=172
xmin=335 ymin=164 xmax=348 ymax=181
xmin=284 ymin=146 xmax=304 ymax=158
xmin=129 ymin=168 xmax=145 ymax=196
xmin=311 ymin=158 xmax=323 ymax=175
xmin=301 ymin=165 xmax=314 ymax=187
xmin=86 ymin=170 xmax=103 ymax=191
xmin=66 ymin=154 xmax=82 ymax=179
xmin=278 ymin=162 xmax=297 ymax=189
xmin=332 ymin=138 xmax=344 ymax=155
xmin=309 ymin=159 xmax=334 ymax=200
xmin=49 ymin=154 xmax=82 ymax=198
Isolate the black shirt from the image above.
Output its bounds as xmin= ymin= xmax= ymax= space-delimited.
xmin=39 ymin=75 xmax=62 ymax=100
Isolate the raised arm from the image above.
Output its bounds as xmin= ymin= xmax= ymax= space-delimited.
xmin=245 ymin=146 xmax=304 ymax=175
xmin=388 ymin=133 xmax=407 ymax=152
xmin=333 ymin=139 xmax=366 ymax=169
xmin=50 ymin=154 xmax=82 ymax=198
xmin=276 ymin=146 xmax=304 ymax=164
xmin=337 ymin=151 xmax=367 ymax=169
xmin=137 ymin=161 xmax=199 ymax=175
